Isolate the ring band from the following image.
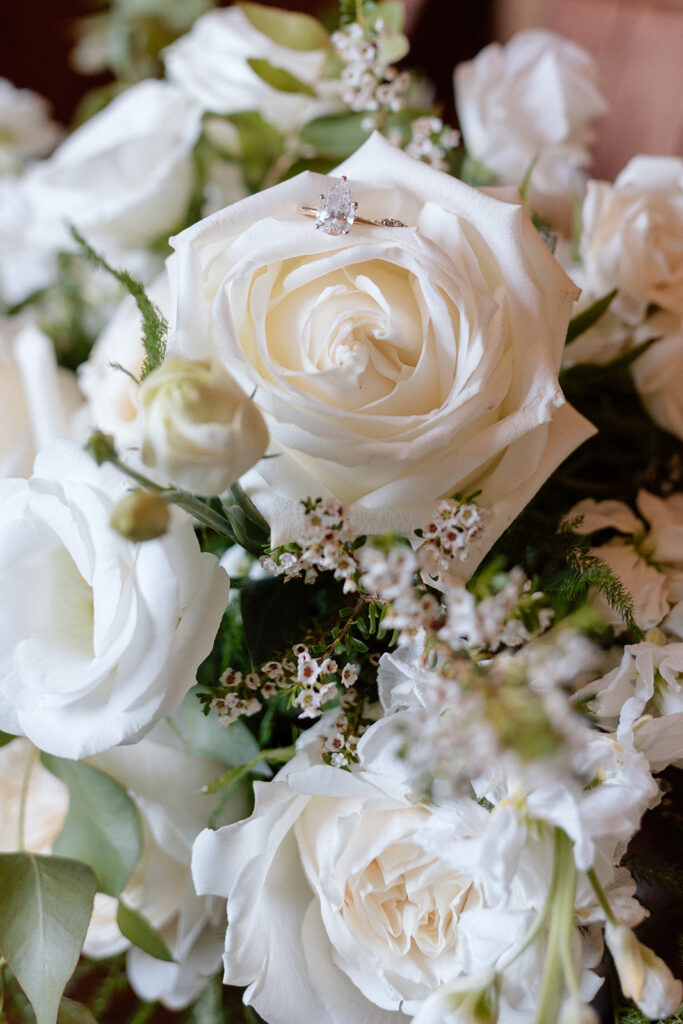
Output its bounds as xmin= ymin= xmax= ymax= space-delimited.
xmin=298 ymin=206 xmax=407 ymax=229
xmin=300 ymin=176 xmax=407 ymax=235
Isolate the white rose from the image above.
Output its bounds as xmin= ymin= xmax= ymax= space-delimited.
xmin=454 ymin=29 xmax=608 ymax=199
xmin=0 ymin=321 xmax=83 ymax=478
xmin=581 ymin=156 xmax=683 ymax=325
xmin=0 ymin=78 xmax=62 ymax=174
xmin=167 ymin=132 xmax=594 ymax=570
xmin=605 ymin=922 xmax=683 ymax=1021
xmin=163 ymin=5 xmax=332 ymax=131
xmin=23 ymin=80 xmax=202 ymax=251
xmin=0 ymin=442 xmax=229 ymax=758
xmin=78 ymin=273 xmax=170 ymax=454
xmin=193 ymin=735 xmax=609 ymax=1024
xmin=138 ymin=356 xmax=269 ymax=496
xmin=630 ymin=311 xmax=683 ymax=441
xmin=0 ymin=174 xmax=58 ymax=305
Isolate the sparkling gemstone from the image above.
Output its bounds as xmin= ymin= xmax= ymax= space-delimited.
xmin=316 ymin=179 xmax=355 ymax=236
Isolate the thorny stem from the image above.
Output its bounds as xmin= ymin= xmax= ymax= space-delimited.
xmin=17 ymin=745 xmax=37 ymax=852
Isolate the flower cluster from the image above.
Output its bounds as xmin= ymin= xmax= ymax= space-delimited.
xmin=403 ymin=116 xmax=460 ymax=172
xmin=261 ymin=497 xmax=360 ymax=590
xmin=331 ymin=19 xmax=411 ymax=116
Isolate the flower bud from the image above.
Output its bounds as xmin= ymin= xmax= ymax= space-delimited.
xmin=85 ymin=429 xmax=118 ymax=466
xmin=605 ymin=922 xmax=683 ymax=1020
xmin=138 ymin=358 xmax=269 ymax=496
xmin=110 ymin=489 xmax=171 ymax=542
xmin=559 ymin=998 xmax=599 ymax=1024
xmin=411 ymin=971 xmax=500 ymax=1024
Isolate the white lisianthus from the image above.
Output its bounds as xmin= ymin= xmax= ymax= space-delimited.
xmin=0 ymin=442 xmax=229 ymax=758
xmin=454 ymin=29 xmax=608 ymax=199
xmin=83 ymin=722 xmax=249 ymax=1009
xmin=605 ymin=922 xmax=683 ymax=1021
xmin=192 ymin=731 xmax=609 ymax=1024
xmin=0 ymin=78 xmax=62 ymax=173
xmin=0 ymin=174 xmax=58 ymax=305
xmin=0 ymin=737 xmax=69 ymax=854
xmin=163 ymin=5 xmax=332 ymax=131
xmin=570 ymin=491 xmax=683 ymax=631
xmin=23 ymin=80 xmax=202 ymax=252
xmin=168 ymin=132 xmax=593 ymax=570
xmin=138 ymin=357 xmax=269 ymax=496
xmin=0 ymin=322 xmax=83 ymax=478
xmin=78 ymin=273 xmax=170 ymax=454
xmin=581 ymin=156 xmax=683 ymax=326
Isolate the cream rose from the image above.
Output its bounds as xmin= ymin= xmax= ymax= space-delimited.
xmin=630 ymin=311 xmax=683 ymax=441
xmin=454 ymin=29 xmax=608 ymax=199
xmin=581 ymin=156 xmax=683 ymax=325
xmin=0 ymin=442 xmax=229 ymax=758
xmin=192 ymin=733 xmax=610 ymax=1024
xmin=167 ymin=133 xmax=593 ymax=569
xmin=23 ymin=80 xmax=202 ymax=252
xmin=138 ymin=357 xmax=269 ymax=496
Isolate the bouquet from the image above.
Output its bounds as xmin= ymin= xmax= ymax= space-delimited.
xmin=0 ymin=2 xmax=682 ymax=1022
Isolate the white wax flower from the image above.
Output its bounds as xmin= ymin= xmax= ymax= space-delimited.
xmin=0 ymin=442 xmax=229 ymax=758
xmin=167 ymin=132 xmax=594 ymax=573
xmin=454 ymin=29 xmax=608 ymax=198
xmin=138 ymin=357 xmax=269 ymax=496
xmin=193 ymin=730 xmax=611 ymax=1024
xmin=0 ymin=78 xmax=62 ymax=174
xmin=0 ymin=322 xmax=83 ymax=478
xmin=22 ymin=80 xmax=202 ymax=252
xmin=78 ymin=273 xmax=170 ymax=454
xmin=581 ymin=156 xmax=683 ymax=326
xmin=163 ymin=6 xmax=332 ymax=131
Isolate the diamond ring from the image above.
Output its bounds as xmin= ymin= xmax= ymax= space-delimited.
xmin=298 ymin=176 xmax=407 ymax=236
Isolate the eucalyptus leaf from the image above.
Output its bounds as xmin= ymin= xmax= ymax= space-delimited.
xmin=377 ymin=33 xmax=409 ymax=64
xmin=566 ymin=288 xmax=618 ymax=344
xmin=116 ymin=902 xmax=173 ymax=963
xmin=226 ymin=111 xmax=284 ymax=191
xmin=169 ymin=687 xmax=261 ymax=767
xmin=247 ymin=58 xmax=316 ymax=97
xmin=238 ymin=2 xmax=329 ymax=51
xmin=41 ymin=754 xmax=142 ymax=898
xmin=57 ymin=998 xmax=98 ymax=1024
xmin=0 ymin=730 xmax=15 ymax=747
xmin=300 ymin=112 xmax=372 ymax=159
xmin=0 ymin=853 xmax=97 ymax=1024
xmin=373 ymin=1 xmax=405 ymax=31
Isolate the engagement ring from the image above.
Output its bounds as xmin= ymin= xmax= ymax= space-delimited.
xmin=298 ymin=176 xmax=407 ymax=235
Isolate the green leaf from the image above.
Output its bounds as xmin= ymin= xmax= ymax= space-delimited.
xmin=169 ymin=687 xmax=261 ymax=766
xmin=247 ymin=58 xmax=317 ymax=96
xmin=224 ymin=111 xmax=284 ymax=192
xmin=57 ymin=998 xmax=98 ymax=1024
xmin=0 ymin=853 xmax=97 ymax=1024
xmin=373 ymin=1 xmax=405 ymax=31
xmin=116 ymin=901 xmax=173 ymax=963
xmin=0 ymin=730 xmax=15 ymax=748
xmin=566 ymin=288 xmax=618 ymax=344
xmin=238 ymin=2 xmax=329 ymax=50
xmin=41 ymin=755 xmax=142 ymax=898
xmin=377 ymin=32 xmax=409 ymax=64
xmin=70 ymin=225 xmax=167 ymax=380
xmin=300 ymin=112 xmax=372 ymax=159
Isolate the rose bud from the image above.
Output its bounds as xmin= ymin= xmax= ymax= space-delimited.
xmin=138 ymin=357 xmax=269 ymax=496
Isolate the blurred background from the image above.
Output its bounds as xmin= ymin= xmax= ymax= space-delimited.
xmin=1 ymin=0 xmax=681 ymax=180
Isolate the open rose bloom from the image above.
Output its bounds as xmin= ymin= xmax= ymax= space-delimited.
xmin=168 ymin=133 xmax=593 ymax=571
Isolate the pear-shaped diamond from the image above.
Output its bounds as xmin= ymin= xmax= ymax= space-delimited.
xmin=316 ymin=178 xmax=355 ymax=236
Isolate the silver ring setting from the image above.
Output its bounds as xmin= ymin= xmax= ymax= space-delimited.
xmin=298 ymin=176 xmax=407 ymax=236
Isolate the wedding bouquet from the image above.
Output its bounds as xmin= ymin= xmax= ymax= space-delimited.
xmin=1 ymin=2 xmax=682 ymax=1023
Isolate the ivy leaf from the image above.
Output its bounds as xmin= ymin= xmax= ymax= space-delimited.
xmin=238 ymin=2 xmax=329 ymax=50
xmin=0 ymin=853 xmax=97 ymax=1024
xmin=247 ymin=58 xmax=317 ymax=96
xmin=116 ymin=902 xmax=173 ymax=963
xmin=41 ymin=755 xmax=143 ymax=898
xmin=566 ymin=288 xmax=618 ymax=344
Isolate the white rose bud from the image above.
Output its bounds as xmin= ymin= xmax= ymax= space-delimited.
xmin=139 ymin=357 xmax=269 ymax=496
xmin=605 ymin=921 xmax=683 ymax=1020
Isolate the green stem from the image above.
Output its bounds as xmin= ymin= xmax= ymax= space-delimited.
xmin=17 ymin=746 xmax=37 ymax=852
xmin=532 ymin=829 xmax=576 ymax=1024
xmin=587 ymin=867 xmax=618 ymax=925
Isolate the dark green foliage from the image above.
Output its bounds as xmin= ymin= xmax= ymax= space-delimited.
xmin=565 ymin=289 xmax=617 ymax=344
xmin=70 ymin=226 xmax=167 ymax=380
